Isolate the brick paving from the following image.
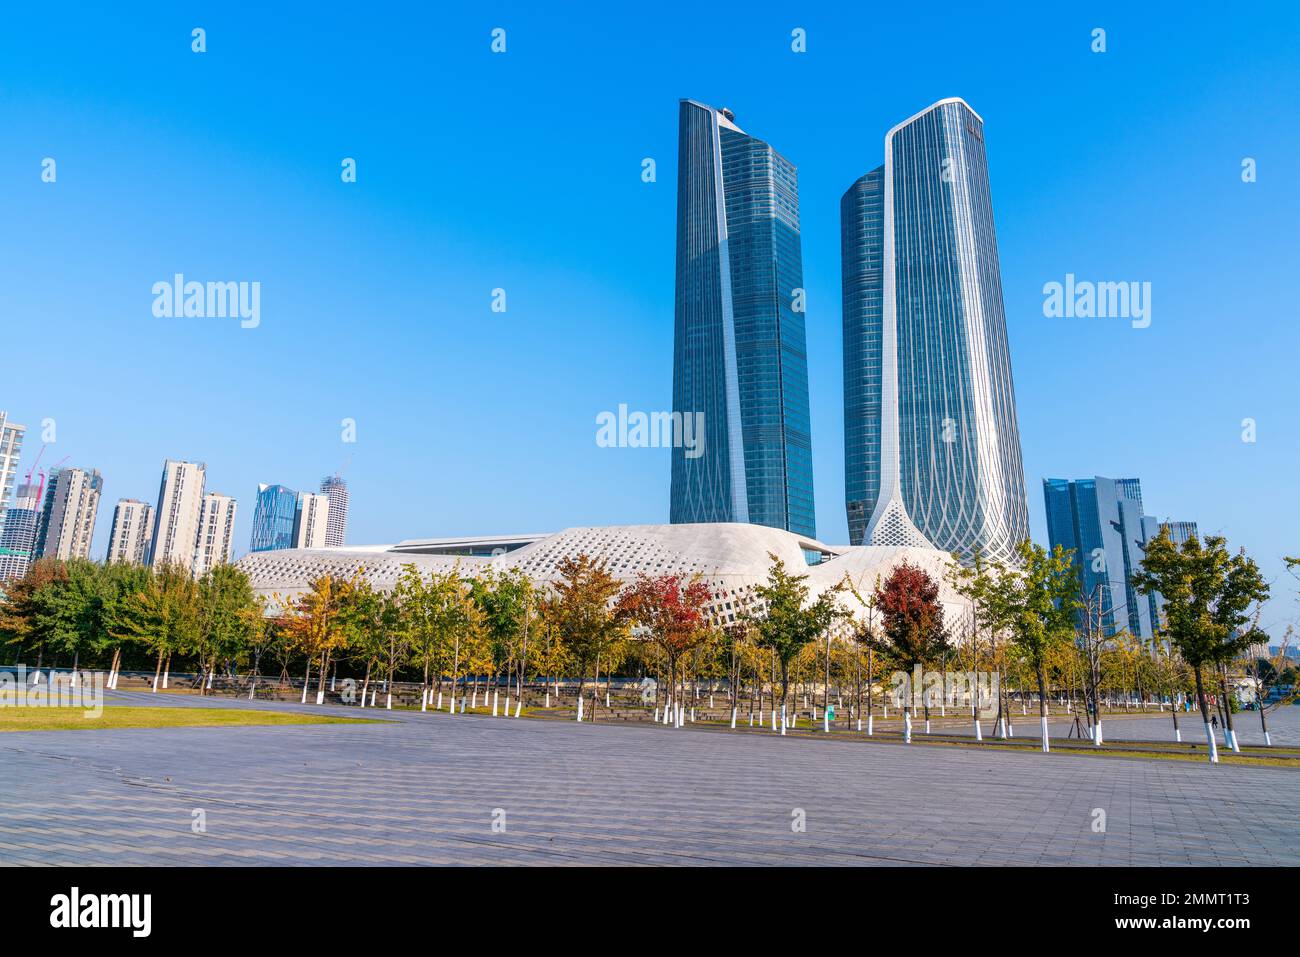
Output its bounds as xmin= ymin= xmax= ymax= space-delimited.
xmin=1 ymin=690 xmax=1296 ymax=866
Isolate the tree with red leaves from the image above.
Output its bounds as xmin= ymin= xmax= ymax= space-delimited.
xmin=616 ymin=573 xmax=712 ymax=726
xmin=874 ymin=561 xmax=949 ymax=742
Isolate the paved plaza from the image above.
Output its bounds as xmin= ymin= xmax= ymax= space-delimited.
xmin=2 ymin=691 xmax=1297 ymax=866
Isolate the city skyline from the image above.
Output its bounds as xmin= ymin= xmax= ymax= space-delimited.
xmin=1 ymin=4 xmax=1296 ymax=635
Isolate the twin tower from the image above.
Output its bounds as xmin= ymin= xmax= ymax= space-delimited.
xmin=668 ymin=98 xmax=1029 ymax=564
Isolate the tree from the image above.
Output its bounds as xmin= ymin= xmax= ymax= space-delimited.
xmin=616 ymin=573 xmax=712 ymax=727
xmin=282 ymin=574 xmax=354 ymax=705
xmin=0 ymin=559 xmax=76 ymax=681
xmin=874 ymin=561 xmax=949 ymax=742
xmin=112 ymin=563 xmax=199 ymax=692
xmin=550 ymin=554 xmax=623 ymax=720
xmin=473 ymin=568 xmax=536 ymax=714
xmin=746 ymin=553 xmax=843 ymax=734
xmin=340 ymin=577 xmax=392 ymax=707
xmin=1132 ymin=531 xmax=1269 ymax=763
xmin=991 ymin=542 xmax=1079 ymax=753
xmin=194 ymin=564 xmax=259 ymax=695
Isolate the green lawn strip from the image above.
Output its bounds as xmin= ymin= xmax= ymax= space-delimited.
xmin=0 ymin=706 xmax=385 ymax=732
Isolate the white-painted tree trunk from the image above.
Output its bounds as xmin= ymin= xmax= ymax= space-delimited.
xmin=422 ymin=688 xmax=429 ymax=712
xmin=163 ymin=668 xmax=170 ymax=689
xmin=370 ymin=688 xmax=377 ymax=706
xmin=514 ymin=699 xmax=522 ymax=718
xmin=576 ymin=696 xmax=584 ymax=722
xmin=385 ymin=693 xmax=392 ymax=710
xmin=1203 ymin=721 xmax=1219 ymax=763
xmin=730 ymin=706 xmax=737 ymax=729
xmin=867 ymin=714 xmax=874 ymax=735
xmin=974 ymin=718 xmax=983 ymax=741
xmin=503 ymin=695 xmax=510 ymax=717
xmin=1264 ymin=731 xmax=1272 ymax=746
xmin=316 ymin=688 xmax=325 ymax=705
xmin=903 ymin=710 xmax=912 ymax=743
xmin=1040 ymin=715 xmax=1050 ymax=752
xmin=780 ymin=704 xmax=787 ymax=736
xmin=997 ymin=717 xmax=1005 ymax=739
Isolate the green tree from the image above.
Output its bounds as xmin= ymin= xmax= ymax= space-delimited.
xmin=1132 ymin=531 xmax=1269 ymax=763
xmin=746 ymin=553 xmax=844 ymax=733
xmin=193 ymin=564 xmax=259 ymax=695
xmin=112 ymin=563 xmax=199 ymax=692
xmin=994 ymin=542 xmax=1082 ymax=753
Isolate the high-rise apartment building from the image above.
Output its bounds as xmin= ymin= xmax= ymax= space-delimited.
xmin=250 ymin=483 xmax=298 ymax=552
xmin=0 ymin=411 xmax=26 ymax=541
xmin=842 ymin=98 xmax=1028 ymax=564
xmin=193 ymin=492 xmax=238 ymax=575
xmin=292 ymin=491 xmax=330 ymax=549
xmin=36 ymin=466 xmax=103 ymax=561
xmin=0 ymin=482 xmax=41 ymax=582
xmin=106 ymin=499 xmax=155 ymax=565
xmin=669 ymin=100 xmax=816 ymax=538
xmin=149 ymin=459 xmax=207 ymax=570
xmin=320 ymin=475 xmax=348 ymax=547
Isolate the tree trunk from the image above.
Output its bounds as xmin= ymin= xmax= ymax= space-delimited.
xmin=1036 ymin=664 xmax=1050 ymax=753
xmin=1219 ymin=664 xmax=1239 ymax=752
xmin=1194 ymin=666 xmax=1218 ymax=764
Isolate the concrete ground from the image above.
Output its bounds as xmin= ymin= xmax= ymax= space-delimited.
xmin=1 ymin=689 xmax=1296 ymax=866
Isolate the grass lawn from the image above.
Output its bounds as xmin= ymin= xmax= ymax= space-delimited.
xmin=0 ymin=706 xmax=384 ymax=732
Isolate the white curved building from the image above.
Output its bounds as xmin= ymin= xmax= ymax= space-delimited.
xmin=237 ymin=523 xmax=971 ymax=629
xmin=842 ymin=99 xmax=1029 ymax=564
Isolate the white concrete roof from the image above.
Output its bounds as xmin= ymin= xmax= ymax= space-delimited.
xmin=237 ymin=523 xmax=970 ymax=628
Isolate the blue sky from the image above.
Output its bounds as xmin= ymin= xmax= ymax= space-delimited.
xmin=2 ymin=2 xmax=1297 ymax=633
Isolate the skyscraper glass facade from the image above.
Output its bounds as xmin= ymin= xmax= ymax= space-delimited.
xmin=1043 ymin=476 xmax=1159 ymax=641
xmin=843 ymin=99 xmax=1028 ymax=564
xmin=670 ymin=99 xmax=815 ymax=538
xmin=249 ymin=483 xmax=298 ymax=552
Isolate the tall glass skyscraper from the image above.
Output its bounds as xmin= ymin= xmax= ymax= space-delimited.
xmin=249 ymin=483 xmax=298 ymax=552
xmin=842 ymin=98 xmax=1028 ymax=564
xmin=1044 ymin=476 xmax=1157 ymax=640
xmin=670 ymin=99 xmax=816 ymax=538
